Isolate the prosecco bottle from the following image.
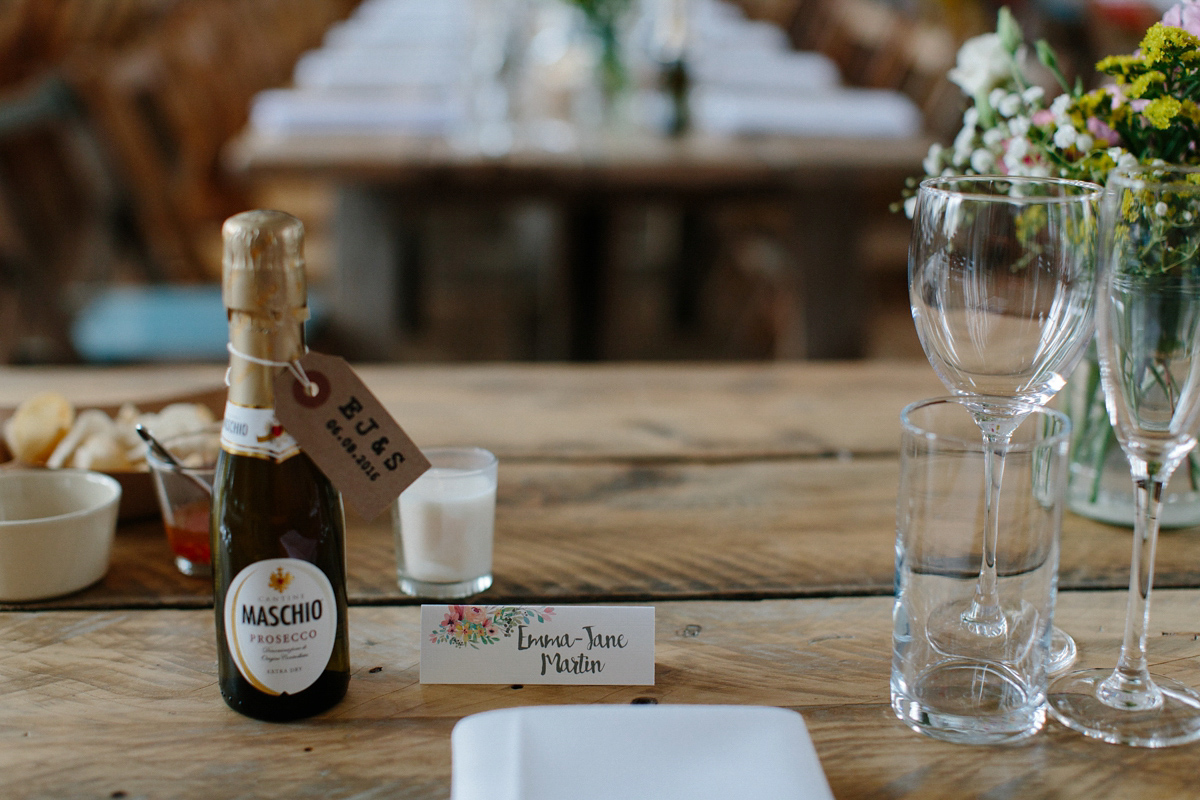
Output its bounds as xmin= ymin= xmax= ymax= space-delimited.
xmin=212 ymin=210 xmax=349 ymax=721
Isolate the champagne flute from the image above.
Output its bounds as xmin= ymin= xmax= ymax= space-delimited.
xmin=910 ymin=176 xmax=1101 ymax=670
xmin=1048 ymin=165 xmax=1200 ymax=747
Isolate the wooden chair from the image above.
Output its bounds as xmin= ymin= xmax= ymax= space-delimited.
xmin=0 ymin=74 xmax=136 ymax=361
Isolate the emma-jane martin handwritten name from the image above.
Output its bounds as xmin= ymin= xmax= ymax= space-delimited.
xmin=420 ymin=605 xmax=655 ymax=685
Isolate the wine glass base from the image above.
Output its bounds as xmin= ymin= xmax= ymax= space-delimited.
xmin=927 ymin=600 xmax=1039 ymax=664
xmin=1048 ymin=668 xmax=1200 ymax=747
xmin=1046 ymin=627 xmax=1077 ymax=676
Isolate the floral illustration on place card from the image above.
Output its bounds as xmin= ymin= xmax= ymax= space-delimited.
xmin=430 ymin=605 xmax=557 ymax=649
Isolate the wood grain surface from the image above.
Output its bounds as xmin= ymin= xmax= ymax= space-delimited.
xmin=0 ymin=362 xmax=946 ymax=460
xmin=4 ymin=591 xmax=1200 ymax=799
xmin=8 ymin=456 xmax=1197 ymax=611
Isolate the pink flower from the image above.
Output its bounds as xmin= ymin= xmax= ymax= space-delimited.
xmin=1031 ymin=110 xmax=1055 ymax=126
xmin=1087 ymin=116 xmax=1121 ymax=146
xmin=1163 ymin=0 xmax=1200 ymax=37
xmin=442 ymin=605 xmax=465 ymax=627
xmin=464 ymin=606 xmax=489 ymax=625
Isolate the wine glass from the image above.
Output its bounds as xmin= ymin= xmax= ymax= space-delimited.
xmin=910 ymin=175 xmax=1101 ymax=671
xmin=1048 ymin=165 xmax=1200 ymax=747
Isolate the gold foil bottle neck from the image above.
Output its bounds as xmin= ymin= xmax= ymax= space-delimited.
xmin=223 ymin=210 xmax=307 ymax=314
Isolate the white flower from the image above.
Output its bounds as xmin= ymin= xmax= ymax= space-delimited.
xmin=1008 ymin=115 xmax=1031 ymax=137
xmin=1156 ymin=201 xmax=1169 ymax=216
xmin=997 ymin=93 xmax=1022 ymax=117
xmin=1117 ymin=152 xmax=1138 ymax=170
xmin=963 ymin=107 xmax=979 ymax=128
xmin=953 ymin=125 xmax=976 ymax=165
xmin=1022 ymin=86 xmax=1045 ymax=105
xmin=923 ymin=143 xmax=945 ymax=175
xmin=1185 ymin=211 xmax=1194 ymax=222
xmin=1075 ymin=133 xmax=1094 ymax=152
xmin=989 ymin=88 xmax=1008 ymax=109
xmin=948 ymin=33 xmax=1013 ymax=96
xmin=1053 ymin=124 xmax=1077 ymax=149
xmin=1050 ymin=93 xmax=1072 ymax=118
xmin=970 ymin=149 xmax=995 ymax=173
xmin=1003 ymin=137 xmax=1030 ymax=173
xmin=904 ymin=196 xmax=917 ymax=218
xmin=1028 ymin=164 xmax=1050 ymax=178
xmin=982 ymin=128 xmax=1006 ymax=147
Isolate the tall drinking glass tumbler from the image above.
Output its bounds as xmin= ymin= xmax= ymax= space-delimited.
xmin=393 ymin=447 xmax=498 ymax=599
xmin=892 ymin=397 xmax=1070 ymax=745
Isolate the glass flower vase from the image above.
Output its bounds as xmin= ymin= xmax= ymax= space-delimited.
xmin=1064 ymin=343 xmax=1200 ymax=528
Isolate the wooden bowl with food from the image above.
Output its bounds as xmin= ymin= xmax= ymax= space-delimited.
xmin=1 ymin=388 xmax=226 ymax=520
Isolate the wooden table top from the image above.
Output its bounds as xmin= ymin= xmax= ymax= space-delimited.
xmin=6 ymin=592 xmax=1200 ymax=798
xmin=226 ymin=129 xmax=931 ymax=191
xmin=2 ymin=362 xmax=1194 ymax=611
xmin=3 ymin=361 xmax=1200 ymax=798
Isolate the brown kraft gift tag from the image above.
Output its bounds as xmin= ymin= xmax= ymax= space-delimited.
xmin=274 ymin=351 xmax=430 ymax=520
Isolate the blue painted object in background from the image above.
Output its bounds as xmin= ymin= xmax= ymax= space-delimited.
xmin=72 ymin=285 xmax=327 ymax=362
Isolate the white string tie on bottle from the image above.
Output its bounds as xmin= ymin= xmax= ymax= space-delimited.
xmin=225 ymin=343 xmax=318 ymax=396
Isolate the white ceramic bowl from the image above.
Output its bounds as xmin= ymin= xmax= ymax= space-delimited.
xmin=0 ymin=469 xmax=121 ymax=601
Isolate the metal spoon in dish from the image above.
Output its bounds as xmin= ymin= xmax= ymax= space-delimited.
xmin=135 ymin=424 xmax=213 ymax=495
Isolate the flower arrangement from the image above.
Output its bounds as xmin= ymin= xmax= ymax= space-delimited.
xmin=429 ymin=605 xmax=556 ymax=649
xmin=906 ymin=3 xmax=1200 ymax=217
xmin=911 ymin=4 xmax=1200 ymax=519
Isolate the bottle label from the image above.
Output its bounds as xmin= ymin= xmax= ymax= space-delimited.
xmin=221 ymin=402 xmax=301 ymax=462
xmin=223 ymin=558 xmax=338 ymax=696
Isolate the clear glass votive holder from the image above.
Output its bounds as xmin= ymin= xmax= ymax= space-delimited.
xmin=891 ymin=397 xmax=1070 ymax=745
xmin=145 ymin=424 xmax=219 ymax=578
xmin=392 ymin=447 xmax=498 ymax=599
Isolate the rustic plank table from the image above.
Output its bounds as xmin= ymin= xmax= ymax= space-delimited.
xmin=2 ymin=361 xmax=1200 ymax=798
xmin=226 ymin=131 xmax=930 ymax=360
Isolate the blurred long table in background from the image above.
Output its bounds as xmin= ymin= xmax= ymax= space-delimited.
xmin=227 ymin=131 xmax=929 ymax=360
xmin=4 ymin=361 xmax=1200 ymax=797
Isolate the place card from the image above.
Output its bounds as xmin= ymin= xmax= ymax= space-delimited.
xmin=420 ymin=605 xmax=655 ymax=685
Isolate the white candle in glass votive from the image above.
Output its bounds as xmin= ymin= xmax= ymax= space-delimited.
xmin=399 ymin=473 xmax=494 ymax=581
xmin=394 ymin=447 xmax=497 ymax=591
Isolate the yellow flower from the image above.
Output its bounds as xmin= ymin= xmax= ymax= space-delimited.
xmin=1140 ymin=23 xmax=1200 ymax=65
xmin=1096 ymin=54 xmax=1144 ymax=77
xmin=1121 ymin=190 xmax=1139 ymax=222
xmin=1110 ymin=103 xmax=1133 ymax=126
xmin=1145 ymin=96 xmax=1182 ymax=128
xmin=1183 ymin=100 xmax=1200 ymax=125
xmin=1076 ymin=89 xmax=1109 ymax=117
xmin=1129 ymin=70 xmax=1167 ymax=98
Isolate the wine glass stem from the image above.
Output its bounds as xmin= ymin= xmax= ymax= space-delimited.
xmin=1099 ymin=456 xmax=1169 ymax=710
xmin=963 ymin=433 xmax=1009 ymax=637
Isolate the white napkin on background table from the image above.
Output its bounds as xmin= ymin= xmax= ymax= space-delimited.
xmin=692 ymin=87 xmax=922 ymax=138
xmin=249 ymin=89 xmax=464 ymax=136
xmin=450 ymin=704 xmax=834 ymax=800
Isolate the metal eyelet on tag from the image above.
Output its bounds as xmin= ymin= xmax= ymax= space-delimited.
xmin=291 ymin=370 xmax=330 ymax=408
